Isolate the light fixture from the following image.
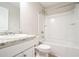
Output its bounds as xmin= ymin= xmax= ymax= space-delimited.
xmin=50 ymin=18 xmax=55 ymax=23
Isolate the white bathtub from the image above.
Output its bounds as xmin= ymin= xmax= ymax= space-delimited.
xmin=43 ymin=41 xmax=79 ymax=57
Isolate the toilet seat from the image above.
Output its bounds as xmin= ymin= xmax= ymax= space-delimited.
xmin=35 ymin=44 xmax=51 ymax=53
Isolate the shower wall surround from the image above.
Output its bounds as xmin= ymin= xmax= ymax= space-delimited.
xmin=45 ymin=4 xmax=79 ymax=47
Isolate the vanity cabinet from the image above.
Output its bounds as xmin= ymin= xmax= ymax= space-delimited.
xmin=0 ymin=38 xmax=38 ymax=57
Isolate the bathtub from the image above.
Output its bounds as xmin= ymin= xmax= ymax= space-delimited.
xmin=43 ymin=41 xmax=79 ymax=57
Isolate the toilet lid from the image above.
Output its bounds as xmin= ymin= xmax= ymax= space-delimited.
xmin=38 ymin=44 xmax=51 ymax=50
xmin=36 ymin=44 xmax=51 ymax=53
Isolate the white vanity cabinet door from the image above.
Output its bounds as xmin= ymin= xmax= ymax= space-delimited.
xmin=23 ymin=47 xmax=34 ymax=57
xmin=15 ymin=53 xmax=24 ymax=57
xmin=15 ymin=52 xmax=27 ymax=57
xmin=15 ymin=47 xmax=34 ymax=57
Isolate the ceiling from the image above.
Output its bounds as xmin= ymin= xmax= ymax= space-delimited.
xmin=40 ymin=2 xmax=75 ymax=9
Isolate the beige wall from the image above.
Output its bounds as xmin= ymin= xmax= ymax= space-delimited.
xmin=20 ymin=2 xmax=44 ymax=35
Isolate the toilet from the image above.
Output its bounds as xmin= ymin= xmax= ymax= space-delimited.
xmin=35 ymin=44 xmax=52 ymax=57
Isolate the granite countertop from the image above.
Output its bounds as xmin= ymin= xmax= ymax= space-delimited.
xmin=0 ymin=34 xmax=36 ymax=49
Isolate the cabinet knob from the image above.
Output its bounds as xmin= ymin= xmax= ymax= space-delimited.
xmin=23 ymin=54 xmax=27 ymax=57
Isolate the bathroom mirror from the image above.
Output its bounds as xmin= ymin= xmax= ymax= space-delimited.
xmin=0 ymin=6 xmax=8 ymax=31
xmin=0 ymin=2 xmax=20 ymax=33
